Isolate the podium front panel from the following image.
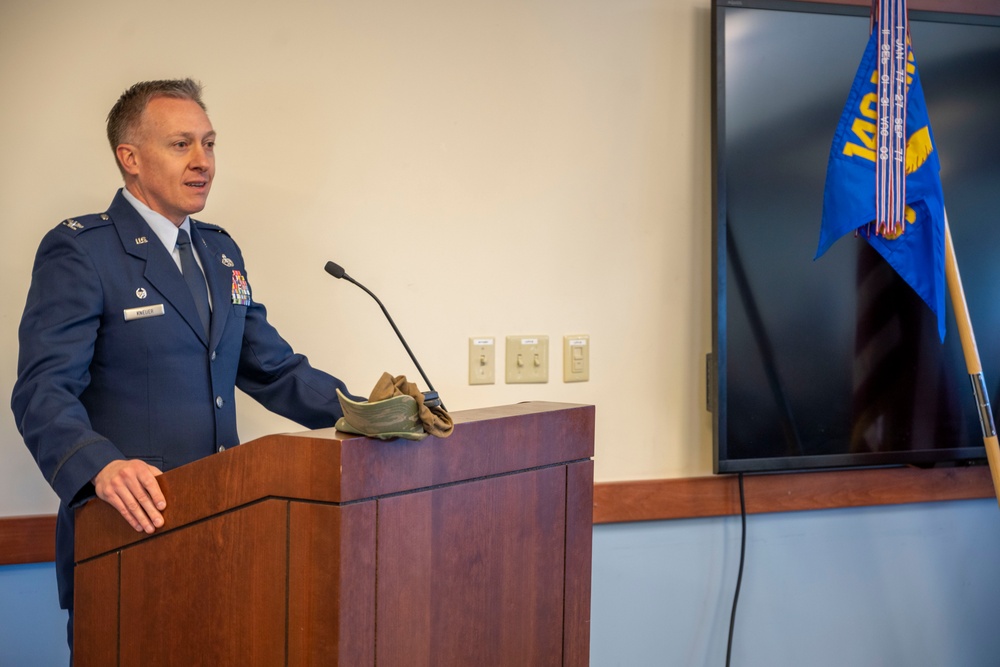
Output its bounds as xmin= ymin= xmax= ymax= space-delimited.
xmin=288 ymin=501 xmax=376 ymax=665
xmin=375 ymin=465 xmax=567 ymax=666
xmin=119 ymin=500 xmax=288 ymax=666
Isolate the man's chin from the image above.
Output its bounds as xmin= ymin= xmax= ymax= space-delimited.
xmin=184 ymin=193 xmax=211 ymax=215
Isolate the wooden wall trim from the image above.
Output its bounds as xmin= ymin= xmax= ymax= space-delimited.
xmin=2 ymin=466 xmax=993 ymax=564
xmin=0 ymin=514 xmax=56 ymax=565
xmin=593 ymin=466 xmax=994 ymax=524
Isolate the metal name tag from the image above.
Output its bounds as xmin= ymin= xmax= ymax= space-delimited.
xmin=123 ymin=304 xmax=165 ymax=321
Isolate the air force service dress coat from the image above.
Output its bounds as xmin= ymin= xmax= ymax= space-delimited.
xmin=11 ymin=190 xmax=354 ymax=609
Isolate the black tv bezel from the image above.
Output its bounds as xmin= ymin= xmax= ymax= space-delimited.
xmin=710 ymin=0 xmax=1000 ymax=474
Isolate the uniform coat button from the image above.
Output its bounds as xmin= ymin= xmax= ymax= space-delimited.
xmin=215 ymin=396 xmax=224 ymax=408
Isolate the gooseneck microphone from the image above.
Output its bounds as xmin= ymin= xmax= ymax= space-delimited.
xmin=324 ymin=261 xmax=443 ymax=408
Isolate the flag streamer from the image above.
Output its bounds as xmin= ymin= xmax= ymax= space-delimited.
xmin=874 ymin=0 xmax=909 ymax=236
xmin=816 ymin=0 xmax=946 ymax=341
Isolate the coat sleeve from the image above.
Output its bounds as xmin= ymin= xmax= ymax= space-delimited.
xmin=234 ymin=272 xmax=361 ymax=429
xmin=10 ymin=229 xmax=124 ymax=507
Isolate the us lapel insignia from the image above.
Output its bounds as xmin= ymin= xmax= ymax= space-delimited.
xmin=231 ymin=270 xmax=251 ymax=305
xmin=221 ymin=254 xmax=235 ymax=267
xmin=135 ymin=236 xmax=148 ymax=245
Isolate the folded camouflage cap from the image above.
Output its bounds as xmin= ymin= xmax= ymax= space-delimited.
xmin=335 ymin=388 xmax=428 ymax=441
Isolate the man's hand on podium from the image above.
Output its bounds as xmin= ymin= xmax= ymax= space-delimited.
xmin=93 ymin=459 xmax=167 ymax=534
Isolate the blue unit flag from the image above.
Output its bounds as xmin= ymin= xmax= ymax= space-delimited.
xmin=816 ymin=25 xmax=946 ymax=340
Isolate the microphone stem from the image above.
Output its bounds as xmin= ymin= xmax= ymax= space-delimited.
xmin=343 ymin=275 xmax=437 ymax=394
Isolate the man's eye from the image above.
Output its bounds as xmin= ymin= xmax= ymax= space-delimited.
xmin=174 ymin=142 xmax=188 ymax=149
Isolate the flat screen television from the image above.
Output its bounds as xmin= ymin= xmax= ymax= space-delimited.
xmin=711 ymin=0 xmax=1000 ymax=473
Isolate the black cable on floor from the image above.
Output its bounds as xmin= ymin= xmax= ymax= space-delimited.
xmin=725 ymin=472 xmax=746 ymax=667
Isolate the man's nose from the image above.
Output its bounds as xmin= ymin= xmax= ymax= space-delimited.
xmin=190 ymin=145 xmax=211 ymax=170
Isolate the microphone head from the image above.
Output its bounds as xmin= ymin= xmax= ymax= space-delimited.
xmin=324 ymin=261 xmax=346 ymax=279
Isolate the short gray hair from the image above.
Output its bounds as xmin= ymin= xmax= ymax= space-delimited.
xmin=106 ymin=78 xmax=207 ymax=177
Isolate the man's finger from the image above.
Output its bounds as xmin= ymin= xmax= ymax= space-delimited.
xmin=125 ymin=474 xmax=165 ymax=529
xmin=140 ymin=465 xmax=167 ymax=511
xmin=113 ymin=500 xmax=145 ymax=532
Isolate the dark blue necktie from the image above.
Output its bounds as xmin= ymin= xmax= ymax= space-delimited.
xmin=176 ymin=228 xmax=211 ymax=336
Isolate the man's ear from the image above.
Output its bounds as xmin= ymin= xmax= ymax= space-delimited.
xmin=116 ymin=144 xmax=140 ymax=176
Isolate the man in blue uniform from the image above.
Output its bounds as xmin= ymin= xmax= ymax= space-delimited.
xmin=10 ymin=79 xmax=357 ymax=649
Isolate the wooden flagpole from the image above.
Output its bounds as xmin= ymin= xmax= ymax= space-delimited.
xmin=944 ymin=213 xmax=1000 ymax=506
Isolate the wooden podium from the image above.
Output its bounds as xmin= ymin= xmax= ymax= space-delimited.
xmin=73 ymin=401 xmax=594 ymax=666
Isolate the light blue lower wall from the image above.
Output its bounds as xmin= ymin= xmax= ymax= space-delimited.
xmin=591 ymin=498 xmax=1000 ymax=666
xmin=0 ymin=562 xmax=70 ymax=666
xmin=3 ymin=499 xmax=999 ymax=666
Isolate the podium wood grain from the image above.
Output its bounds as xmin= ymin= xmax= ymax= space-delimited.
xmin=73 ymin=401 xmax=594 ymax=667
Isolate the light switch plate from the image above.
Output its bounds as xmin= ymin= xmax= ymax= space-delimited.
xmin=468 ymin=337 xmax=496 ymax=385
xmin=563 ymin=335 xmax=589 ymax=382
xmin=505 ymin=335 xmax=548 ymax=384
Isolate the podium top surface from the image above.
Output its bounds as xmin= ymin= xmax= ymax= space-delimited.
xmin=76 ymin=401 xmax=594 ymax=561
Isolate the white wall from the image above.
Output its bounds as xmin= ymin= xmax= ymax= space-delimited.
xmin=0 ymin=0 xmax=713 ymax=517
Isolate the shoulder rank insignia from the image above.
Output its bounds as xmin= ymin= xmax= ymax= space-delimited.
xmin=231 ymin=270 xmax=251 ymax=306
xmin=62 ymin=219 xmax=84 ymax=231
